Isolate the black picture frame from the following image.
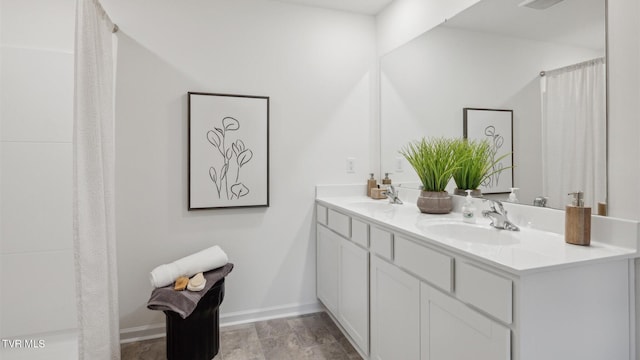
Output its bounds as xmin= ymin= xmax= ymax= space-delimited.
xmin=463 ymin=107 xmax=514 ymax=194
xmin=188 ymin=92 xmax=270 ymax=210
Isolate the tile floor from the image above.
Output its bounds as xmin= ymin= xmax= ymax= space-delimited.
xmin=120 ymin=312 xmax=363 ymax=360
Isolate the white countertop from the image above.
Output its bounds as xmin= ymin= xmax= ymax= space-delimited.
xmin=317 ymin=195 xmax=638 ymax=275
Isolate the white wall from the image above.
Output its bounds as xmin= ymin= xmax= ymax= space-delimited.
xmin=0 ymin=0 xmax=77 ymax=340
xmin=380 ymin=26 xmax=602 ymax=205
xmin=608 ymin=0 xmax=640 ymax=219
xmin=607 ymin=0 xmax=640 ymax=356
xmin=100 ymin=0 xmax=376 ymax=334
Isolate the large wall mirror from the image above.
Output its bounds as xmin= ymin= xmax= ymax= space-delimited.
xmin=380 ymin=0 xmax=606 ymax=210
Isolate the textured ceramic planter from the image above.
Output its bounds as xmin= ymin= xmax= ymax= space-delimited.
xmin=417 ymin=191 xmax=453 ymax=214
xmin=453 ymin=188 xmax=483 ymax=197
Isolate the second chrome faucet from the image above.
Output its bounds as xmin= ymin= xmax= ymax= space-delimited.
xmin=383 ymin=185 xmax=403 ymax=205
xmin=482 ymin=199 xmax=519 ymax=231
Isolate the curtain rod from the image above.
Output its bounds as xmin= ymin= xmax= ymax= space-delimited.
xmin=539 ymin=57 xmax=605 ymax=77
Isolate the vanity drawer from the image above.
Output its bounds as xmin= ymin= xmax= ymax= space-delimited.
xmin=456 ymin=262 xmax=512 ymax=324
xmin=351 ymin=219 xmax=369 ymax=248
xmin=328 ymin=209 xmax=351 ymax=238
xmin=370 ymin=227 xmax=393 ymax=260
xmin=394 ymin=236 xmax=453 ymax=292
xmin=316 ymin=204 xmax=328 ymax=225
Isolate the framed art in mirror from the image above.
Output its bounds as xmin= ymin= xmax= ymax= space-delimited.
xmin=463 ymin=108 xmax=513 ymax=194
xmin=188 ymin=92 xmax=270 ymax=210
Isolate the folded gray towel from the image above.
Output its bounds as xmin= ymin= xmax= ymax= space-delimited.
xmin=147 ymin=263 xmax=233 ymax=319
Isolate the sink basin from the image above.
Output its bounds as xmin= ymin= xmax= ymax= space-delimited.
xmin=347 ymin=201 xmax=398 ymax=220
xmin=419 ymin=221 xmax=520 ymax=246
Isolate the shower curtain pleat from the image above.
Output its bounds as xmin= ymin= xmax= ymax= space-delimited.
xmin=541 ymin=58 xmax=607 ymax=209
xmin=73 ymin=0 xmax=120 ymax=359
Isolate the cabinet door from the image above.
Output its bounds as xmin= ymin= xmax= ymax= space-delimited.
xmin=317 ymin=225 xmax=339 ymax=315
xmin=339 ymin=238 xmax=369 ymax=354
xmin=421 ymin=283 xmax=510 ymax=360
xmin=370 ymin=255 xmax=420 ymax=360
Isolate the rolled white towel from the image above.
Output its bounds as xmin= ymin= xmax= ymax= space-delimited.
xmin=149 ymin=245 xmax=228 ymax=288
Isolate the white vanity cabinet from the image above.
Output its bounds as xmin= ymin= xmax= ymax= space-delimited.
xmin=316 ymin=200 xmax=635 ymax=360
xmin=316 ymin=205 xmax=369 ymax=355
xmin=316 ymin=224 xmax=339 ymax=315
xmin=370 ymin=255 xmax=420 ymax=360
xmin=338 ymin=236 xmax=369 ymax=353
xmin=393 ymin=236 xmax=510 ymax=360
xmin=318 ymin=205 xmax=507 ymax=360
xmin=421 ymin=282 xmax=510 ymax=360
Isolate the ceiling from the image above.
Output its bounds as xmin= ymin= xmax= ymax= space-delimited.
xmin=272 ymin=0 xmax=394 ymax=15
xmin=443 ymin=0 xmax=605 ymax=51
xmin=272 ymin=0 xmax=604 ymax=50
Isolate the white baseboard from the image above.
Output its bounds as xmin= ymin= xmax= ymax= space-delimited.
xmin=119 ymin=323 xmax=166 ymax=344
xmin=219 ymin=301 xmax=323 ymax=327
xmin=119 ymin=301 xmax=323 ymax=344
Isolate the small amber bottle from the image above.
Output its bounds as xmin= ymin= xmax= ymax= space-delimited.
xmin=382 ymin=173 xmax=392 ymax=186
xmin=367 ymin=173 xmax=377 ymax=197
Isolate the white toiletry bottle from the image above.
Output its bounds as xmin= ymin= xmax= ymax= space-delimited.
xmin=508 ymin=187 xmax=519 ymax=203
xmin=462 ymin=190 xmax=476 ymax=224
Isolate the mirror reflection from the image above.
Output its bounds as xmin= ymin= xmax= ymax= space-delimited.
xmin=380 ymin=0 xmax=606 ymax=209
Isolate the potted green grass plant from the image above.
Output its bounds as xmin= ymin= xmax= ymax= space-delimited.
xmin=400 ymin=137 xmax=461 ymax=214
xmin=452 ymin=139 xmax=512 ymax=197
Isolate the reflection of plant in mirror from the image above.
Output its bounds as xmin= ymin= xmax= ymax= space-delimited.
xmin=206 ymin=117 xmax=253 ymax=200
xmin=400 ymin=137 xmax=461 ymax=192
xmin=452 ymin=139 xmax=511 ymax=191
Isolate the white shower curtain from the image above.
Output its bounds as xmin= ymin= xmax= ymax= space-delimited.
xmin=73 ymin=0 xmax=120 ymax=359
xmin=541 ymin=58 xmax=606 ymax=209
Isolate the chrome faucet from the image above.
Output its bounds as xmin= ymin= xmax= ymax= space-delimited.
xmin=482 ymin=200 xmax=519 ymax=231
xmin=383 ymin=185 xmax=403 ymax=205
xmin=533 ymin=196 xmax=548 ymax=207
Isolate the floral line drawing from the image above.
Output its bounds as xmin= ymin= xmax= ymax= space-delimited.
xmin=482 ymin=125 xmax=504 ymax=189
xmin=206 ymin=116 xmax=253 ymax=200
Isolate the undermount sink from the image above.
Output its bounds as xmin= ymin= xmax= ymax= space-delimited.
xmin=419 ymin=220 xmax=520 ymax=246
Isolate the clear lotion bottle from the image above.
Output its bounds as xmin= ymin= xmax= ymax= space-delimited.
xmin=462 ymin=190 xmax=476 ymax=224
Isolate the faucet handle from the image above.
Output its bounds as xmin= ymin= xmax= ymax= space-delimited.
xmin=383 ymin=185 xmax=403 ymax=204
xmin=484 ymin=199 xmax=505 ymax=214
xmin=533 ymin=196 xmax=548 ymax=207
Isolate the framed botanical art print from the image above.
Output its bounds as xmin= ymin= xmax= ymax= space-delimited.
xmin=188 ymin=92 xmax=269 ymax=210
xmin=463 ymin=108 xmax=514 ymax=194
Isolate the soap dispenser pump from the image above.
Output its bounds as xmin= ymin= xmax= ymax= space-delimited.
xmin=462 ymin=190 xmax=476 ymax=223
xmin=565 ymin=191 xmax=591 ymax=246
xmin=382 ymin=173 xmax=392 ymax=186
xmin=508 ymin=188 xmax=519 ymax=203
